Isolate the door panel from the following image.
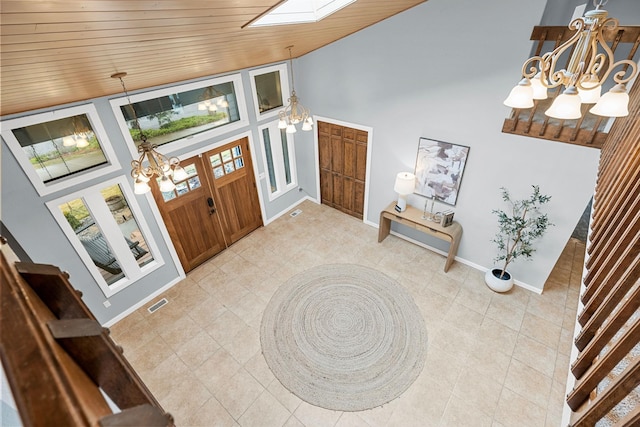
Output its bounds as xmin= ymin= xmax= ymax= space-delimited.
xmin=151 ymin=158 xmax=226 ymax=272
xmin=318 ymin=121 xmax=368 ymax=220
xmin=203 ymin=137 xmax=262 ymax=245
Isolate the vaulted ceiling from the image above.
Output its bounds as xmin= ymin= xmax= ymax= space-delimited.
xmin=0 ymin=0 xmax=426 ymax=117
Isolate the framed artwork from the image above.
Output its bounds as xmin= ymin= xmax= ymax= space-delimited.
xmin=413 ymin=137 xmax=470 ymax=206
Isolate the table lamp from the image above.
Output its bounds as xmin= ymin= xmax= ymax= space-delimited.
xmin=394 ymin=172 xmax=415 ymax=212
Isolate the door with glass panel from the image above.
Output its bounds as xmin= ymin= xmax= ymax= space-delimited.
xmin=151 ymin=158 xmax=227 ymax=272
xmin=203 ymin=137 xmax=262 ymax=245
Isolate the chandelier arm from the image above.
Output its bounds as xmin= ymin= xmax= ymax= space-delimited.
xmin=535 ymin=18 xmax=588 ymax=87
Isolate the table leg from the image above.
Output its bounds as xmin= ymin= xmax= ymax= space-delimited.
xmin=378 ymin=214 xmax=391 ymax=243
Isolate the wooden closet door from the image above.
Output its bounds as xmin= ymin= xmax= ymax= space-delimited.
xmin=318 ymin=121 xmax=368 ymax=219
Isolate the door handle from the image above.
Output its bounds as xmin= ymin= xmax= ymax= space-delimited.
xmin=207 ymin=197 xmax=216 ymax=215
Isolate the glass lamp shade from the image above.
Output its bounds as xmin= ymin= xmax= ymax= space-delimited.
xmin=545 ymin=86 xmax=582 ymax=119
xmin=577 ymin=75 xmax=601 ymax=104
xmin=301 ymin=119 xmax=312 ymax=131
xmin=208 ymin=104 xmax=218 ymax=112
xmin=589 ymin=84 xmax=629 ymax=117
xmin=134 ymin=179 xmax=151 ymax=194
xmin=172 ymin=165 xmax=188 ymax=181
xmin=286 ymin=124 xmax=297 ymax=134
xmin=198 ymin=103 xmax=207 ymax=111
xmin=278 ymin=119 xmax=287 ymax=129
xmin=531 ymin=73 xmax=548 ymax=100
xmin=393 ymin=172 xmax=416 ymax=195
xmin=158 ymin=175 xmax=176 ymax=193
xmin=75 ymin=136 xmax=90 ymax=148
xmin=62 ymin=135 xmax=77 ymax=147
xmin=504 ymin=78 xmax=534 ymax=109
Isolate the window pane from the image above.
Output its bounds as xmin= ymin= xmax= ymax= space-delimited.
xmin=232 ymin=145 xmax=242 ymax=158
xmin=184 ymin=163 xmax=198 ymax=176
xmin=213 ymin=166 xmax=224 ymax=179
xmin=221 ymin=149 xmax=232 ymax=162
xmin=162 ymin=191 xmax=177 ymax=202
xmin=188 ymin=176 xmax=201 ymax=190
xmin=255 ymin=71 xmax=284 ymax=113
xmin=263 ymin=128 xmax=277 ymax=193
xmin=119 ymin=82 xmax=240 ymax=149
xmin=210 ymin=154 xmax=222 ymax=167
xmin=281 ymin=129 xmax=292 ymax=185
xmin=224 ymin=162 xmax=235 ymax=174
xmin=99 ymin=185 xmax=153 ymax=271
xmin=234 ymin=158 xmax=244 ymax=169
xmin=175 ymin=182 xmax=189 ymax=195
xmin=13 ymin=114 xmax=108 ymax=183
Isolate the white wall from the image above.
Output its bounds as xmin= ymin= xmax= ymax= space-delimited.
xmin=295 ymin=0 xmax=601 ymax=290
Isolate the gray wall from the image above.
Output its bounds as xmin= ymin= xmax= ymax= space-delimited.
xmin=1 ymin=67 xmax=307 ymax=325
xmin=295 ymin=0 xmax=606 ymax=290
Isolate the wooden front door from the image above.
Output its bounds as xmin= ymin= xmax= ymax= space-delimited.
xmin=202 ymin=137 xmax=262 ymax=245
xmin=152 ymin=137 xmax=262 ymax=272
xmin=318 ymin=121 xmax=368 ymax=219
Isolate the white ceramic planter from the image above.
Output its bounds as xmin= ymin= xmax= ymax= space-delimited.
xmin=484 ymin=268 xmax=514 ymax=293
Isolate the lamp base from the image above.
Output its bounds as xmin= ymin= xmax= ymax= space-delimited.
xmin=396 ymin=197 xmax=407 ymax=212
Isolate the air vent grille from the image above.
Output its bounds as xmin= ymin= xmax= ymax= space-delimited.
xmin=148 ymin=298 xmax=168 ymax=314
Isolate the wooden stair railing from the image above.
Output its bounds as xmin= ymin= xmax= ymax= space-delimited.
xmin=0 ymin=241 xmax=174 ymax=427
xmin=564 ymin=66 xmax=640 ymax=426
xmin=502 ymin=25 xmax=640 ymax=149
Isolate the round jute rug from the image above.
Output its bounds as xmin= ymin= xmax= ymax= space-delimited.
xmin=260 ymin=263 xmax=428 ymax=411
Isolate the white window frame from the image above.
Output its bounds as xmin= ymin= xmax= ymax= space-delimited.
xmin=46 ymin=176 xmax=164 ymax=297
xmin=1 ymin=104 xmax=121 ymax=196
xmin=258 ymin=121 xmax=298 ymax=200
xmin=248 ymin=63 xmax=290 ymax=121
xmin=109 ymin=74 xmax=250 ymax=160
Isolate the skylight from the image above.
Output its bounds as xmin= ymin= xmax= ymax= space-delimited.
xmin=248 ymin=0 xmax=357 ymax=27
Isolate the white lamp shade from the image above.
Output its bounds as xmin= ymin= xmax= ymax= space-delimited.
xmin=286 ymin=124 xmax=297 ymax=134
xmin=208 ymin=104 xmax=218 ymax=111
xmin=545 ymin=87 xmax=582 ymax=120
xmin=278 ymin=119 xmax=287 ymax=129
xmin=62 ymin=135 xmax=77 ymax=147
xmin=301 ymin=120 xmax=312 ymax=131
xmin=134 ymin=179 xmax=151 ymax=194
xmin=504 ymin=78 xmax=534 ymax=109
xmin=159 ymin=175 xmax=176 ymax=193
xmin=577 ymin=75 xmax=601 ymax=104
xmin=172 ymin=165 xmax=188 ymax=181
xmin=589 ymin=84 xmax=629 ymax=117
xmin=75 ymin=136 xmax=89 ymax=148
xmin=198 ymin=103 xmax=207 ymax=111
xmin=394 ymin=172 xmax=415 ymax=195
xmin=531 ymin=73 xmax=548 ymax=100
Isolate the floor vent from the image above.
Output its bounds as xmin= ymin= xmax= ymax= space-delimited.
xmin=290 ymin=209 xmax=302 ymax=217
xmin=148 ymin=298 xmax=168 ymax=314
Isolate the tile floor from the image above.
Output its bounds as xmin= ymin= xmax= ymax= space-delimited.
xmin=110 ymin=200 xmax=586 ymax=427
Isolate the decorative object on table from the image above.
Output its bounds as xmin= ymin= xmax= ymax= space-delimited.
xmin=111 ymin=72 xmax=188 ymax=195
xmin=504 ymin=0 xmax=637 ymax=119
xmin=413 ymin=137 xmax=469 ymax=206
xmin=393 ymin=172 xmax=415 ymax=212
xmin=486 ymin=185 xmax=553 ymax=292
xmin=421 ymin=187 xmax=439 ymax=222
xmin=441 ymin=210 xmax=455 ymax=227
xmin=260 ymin=263 xmax=427 ymax=411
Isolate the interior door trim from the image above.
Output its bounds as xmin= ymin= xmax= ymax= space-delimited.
xmin=312 ymin=116 xmax=374 ymax=225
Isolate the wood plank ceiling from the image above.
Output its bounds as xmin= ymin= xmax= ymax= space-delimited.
xmin=0 ymin=0 xmax=426 ymax=117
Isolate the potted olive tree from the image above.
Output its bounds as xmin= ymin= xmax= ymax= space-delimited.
xmin=485 ymin=185 xmax=553 ymax=292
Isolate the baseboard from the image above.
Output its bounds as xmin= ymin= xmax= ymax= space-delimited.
xmin=102 ymin=275 xmax=184 ymax=327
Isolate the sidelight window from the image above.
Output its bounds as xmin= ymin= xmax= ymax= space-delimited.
xmin=258 ymin=121 xmax=297 ymax=200
xmin=249 ymin=63 xmax=290 ymax=121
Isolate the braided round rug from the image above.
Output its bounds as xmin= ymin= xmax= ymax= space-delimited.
xmin=260 ymin=263 xmax=428 ymax=411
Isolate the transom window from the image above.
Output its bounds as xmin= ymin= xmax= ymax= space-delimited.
xmin=110 ymin=74 xmax=249 ymax=156
xmin=1 ymin=104 xmax=120 ymax=196
xmin=249 ymin=63 xmax=290 ymax=121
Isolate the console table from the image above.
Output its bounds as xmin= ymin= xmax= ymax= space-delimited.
xmin=378 ymin=202 xmax=463 ymax=272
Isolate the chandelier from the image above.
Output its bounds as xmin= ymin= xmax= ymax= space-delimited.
xmin=504 ymin=0 xmax=638 ymax=120
xmin=111 ymin=72 xmax=188 ymax=195
xmin=278 ymin=46 xmax=313 ymax=134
